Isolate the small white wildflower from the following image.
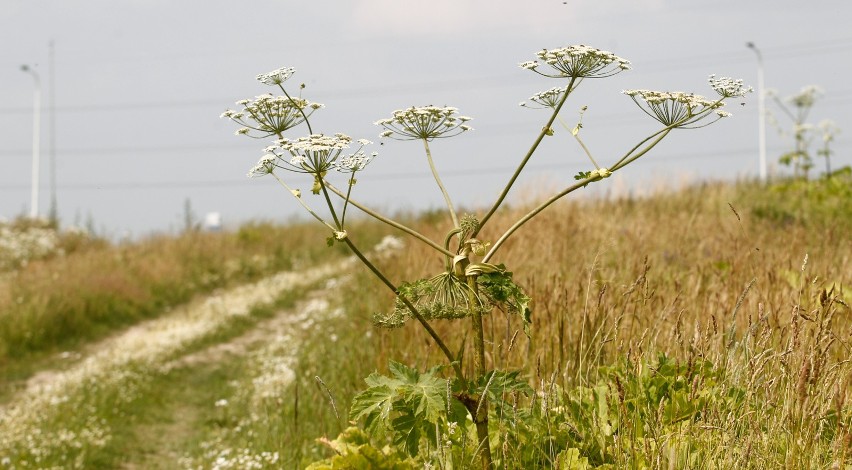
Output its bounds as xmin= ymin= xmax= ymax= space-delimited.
xmin=215 ymin=399 xmax=229 ymax=407
xmin=223 ymin=95 xmax=323 ymax=138
xmin=375 ymin=105 xmax=473 ymax=141
xmin=235 ymin=127 xmax=250 ymax=135
xmin=623 ymin=89 xmax=727 ymax=128
xmin=522 ymin=44 xmax=630 ymax=79
xmin=708 ymin=74 xmax=753 ymax=98
xmin=256 ymin=66 xmax=296 ymax=86
xmin=521 ymin=86 xmax=567 ymax=109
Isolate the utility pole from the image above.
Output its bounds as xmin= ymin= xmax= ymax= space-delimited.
xmin=21 ymin=64 xmax=42 ymax=219
xmin=49 ymin=40 xmax=58 ymax=225
xmin=746 ymin=42 xmax=767 ymax=182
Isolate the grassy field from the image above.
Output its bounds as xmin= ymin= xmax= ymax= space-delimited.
xmin=0 ymin=176 xmax=849 ymax=468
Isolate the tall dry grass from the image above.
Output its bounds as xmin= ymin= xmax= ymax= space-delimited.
xmin=0 ymin=220 xmax=376 ymax=374
xmin=330 ymin=179 xmax=851 ymax=467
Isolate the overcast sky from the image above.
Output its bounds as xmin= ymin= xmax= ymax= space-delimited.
xmin=1 ymin=0 xmax=850 ymax=237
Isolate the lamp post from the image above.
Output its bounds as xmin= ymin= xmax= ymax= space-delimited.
xmin=21 ymin=64 xmax=42 ymax=218
xmin=746 ymin=42 xmax=767 ymax=182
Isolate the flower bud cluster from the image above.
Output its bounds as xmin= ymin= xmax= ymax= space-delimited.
xmin=375 ymin=106 xmax=473 ymax=141
xmin=520 ymin=45 xmax=631 ymax=79
xmin=221 ymin=94 xmax=323 ymax=138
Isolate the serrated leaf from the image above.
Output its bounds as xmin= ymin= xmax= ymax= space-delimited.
xmin=350 ymin=383 xmax=396 ymax=433
xmin=391 ymin=412 xmax=422 ymax=457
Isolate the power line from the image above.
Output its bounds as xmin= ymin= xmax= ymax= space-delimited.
xmin=0 ymin=145 xmax=775 ymax=192
xmin=2 ymin=41 xmax=852 ymax=116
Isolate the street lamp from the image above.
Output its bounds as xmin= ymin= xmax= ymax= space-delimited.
xmin=746 ymin=42 xmax=767 ymax=182
xmin=21 ymin=64 xmax=42 ymax=218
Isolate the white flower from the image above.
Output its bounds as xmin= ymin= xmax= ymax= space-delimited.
xmin=623 ymin=89 xmax=727 ymax=128
xmin=375 ymin=105 xmax=474 ymax=141
xmin=521 ymin=45 xmax=630 ymax=79
xmin=788 ymin=85 xmax=823 ymax=108
xmin=223 ymin=94 xmax=323 ymax=138
xmin=256 ymin=66 xmax=296 ymax=86
xmin=215 ymin=399 xmax=229 ymax=407
xmin=520 ymin=86 xmax=568 ymax=109
xmin=247 ymin=154 xmax=277 ymax=178
xmin=708 ymin=75 xmax=753 ymax=98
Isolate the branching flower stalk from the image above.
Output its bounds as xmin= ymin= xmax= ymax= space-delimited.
xmin=323 ymin=182 xmax=454 ymax=257
xmin=223 ymin=53 xmax=749 ymax=469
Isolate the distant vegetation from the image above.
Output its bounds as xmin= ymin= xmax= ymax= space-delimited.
xmin=3 ymin=177 xmax=847 ymax=467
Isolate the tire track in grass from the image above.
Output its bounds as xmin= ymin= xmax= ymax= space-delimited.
xmin=120 ymin=293 xmax=338 ymax=469
xmin=0 ymin=255 xmax=352 ymax=468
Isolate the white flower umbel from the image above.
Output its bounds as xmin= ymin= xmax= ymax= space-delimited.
xmin=256 ymin=66 xmax=296 ymax=86
xmin=708 ymin=75 xmax=753 ymax=99
xmin=622 ymin=89 xmax=728 ymax=129
xmin=520 ymin=86 xmax=569 ymax=109
xmin=259 ymin=133 xmax=376 ymax=175
xmin=221 ymin=94 xmax=323 ymax=138
xmin=788 ymin=85 xmax=823 ymax=108
xmin=520 ymin=45 xmax=631 ymax=79
xmin=374 ymin=106 xmax=473 ymax=141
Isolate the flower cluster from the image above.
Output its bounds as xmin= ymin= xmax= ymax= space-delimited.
xmin=375 ymin=106 xmax=473 ymax=141
xmin=708 ymin=75 xmax=753 ymax=98
xmin=256 ymin=66 xmax=296 ymax=86
xmin=519 ymin=86 xmax=568 ymax=109
xmin=0 ymin=223 xmax=60 ymax=270
xmin=789 ymin=85 xmax=823 ymax=108
xmin=520 ymin=45 xmax=631 ymax=79
xmin=221 ymin=94 xmax=323 ymax=138
xmin=622 ymin=89 xmax=729 ymax=128
xmin=248 ymin=133 xmax=376 ymax=177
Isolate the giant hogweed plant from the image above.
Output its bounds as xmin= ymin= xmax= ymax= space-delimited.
xmin=222 ymin=46 xmax=750 ymax=468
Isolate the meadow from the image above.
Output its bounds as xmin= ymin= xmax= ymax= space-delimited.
xmin=0 ymin=175 xmax=849 ymax=469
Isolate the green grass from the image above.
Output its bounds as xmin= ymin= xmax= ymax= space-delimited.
xmin=0 ymin=177 xmax=849 ymax=468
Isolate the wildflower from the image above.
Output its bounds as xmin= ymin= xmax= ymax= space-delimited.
xmin=818 ymin=119 xmax=840 ymax=143
xmin=708 ymin=75 xmax=753 ymax=98
xmin=262 ymin=133 xmax=376 ymax=176
xmin=375 ymin=106 xmax=473 ymax=141
xmin=622 ymin=89 xmax=728 ymax=128
xmin=221 ymin=94 xmax=323 ymax=138
xmin=520 ymin=45 xmax=630 ymax=79
xmin=215 ymin=399 xmax=229 ymax=407
xmin=256 ymin=66 xmax=296 ymax=86
xmin=520 ymin=86 xmax=568 ymax=109
xmin=789 ymin=85 xmax=823 ymax=108
xmin=247 ymin=154 xmax=277 ymax=178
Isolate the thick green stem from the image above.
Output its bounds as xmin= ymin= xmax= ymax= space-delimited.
xmin=423 ymin=139 xmax=460 ymax=230
xmin=609 ymin=128 xmax=672 ymax=172
xmin=482 ymin=178 xmax=589 ymax=263
xmin=342 ymin=237 xmax=466 ymax=387
xmin=483 ymin=128 xmax=673 ymax=262
xmin=324 ymin=182 xmax=453 ymax=257
xmin=476 ymin=77 xmax=577 ymax=234
xmin=466 ymin=274 xmax=493 ymax=469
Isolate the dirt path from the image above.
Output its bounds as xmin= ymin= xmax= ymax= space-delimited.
xmin=0 ymin=256 xmax=351 ymax=466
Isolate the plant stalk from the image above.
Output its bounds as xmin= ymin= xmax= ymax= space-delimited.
xmin=423 ymin=139 xmax=460 ymax=230
xmin=342 ymin=237 xmax=466 ymax=387
xmin=476 ymin=77 xmax=577 ymax=234
xmin=325 ymin=182 xmax=454 ymax=257
xmin=466 ymin=274 xmax=493 ymax=469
